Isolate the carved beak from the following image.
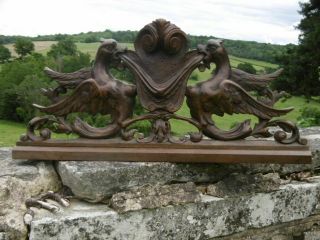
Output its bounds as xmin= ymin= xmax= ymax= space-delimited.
xmin=197 ymin=44 xmax=212 ymax=69
xmin=197 ymin=44 xmax=207 ymax=54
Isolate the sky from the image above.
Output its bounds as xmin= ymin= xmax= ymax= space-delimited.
xmin=0 ymin=0 xmax=307 ymax=44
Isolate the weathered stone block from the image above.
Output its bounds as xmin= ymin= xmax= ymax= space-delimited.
xmin=0 ymin=233 xmax=8 ymax=240
xmin=304 ymin=230 xmax=320 ymax=240
xmin=29 ymin=178 xmax=320 ymax=240
xmin=55 ymin=128 xmax=320 ymax=202
xmin=110 ymin=182 xmax=201 ymax=213
xmin=56 ymin=160 xmax=236 ymax=202
xmin=0 ymin=148 xmax=61 ymax=240
xmin=206 ymin=173 xmax=281 ymax=197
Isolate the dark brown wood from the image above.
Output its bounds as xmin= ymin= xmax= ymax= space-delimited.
xmin=18 ymin=19 xmax=307 ymax=146
xmin=16 ymin=138 xmax=309 ymax=150
xmin=186 ymin=39 xmax=298 ymax=143
xmin=12 ymin=139 xmax=311 ymax=164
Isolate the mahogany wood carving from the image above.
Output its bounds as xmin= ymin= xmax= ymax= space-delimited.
xmin=13 ymin=139 xmax=311 ymax=163
xmin=20 ymin=19 xmax=306 ymax=145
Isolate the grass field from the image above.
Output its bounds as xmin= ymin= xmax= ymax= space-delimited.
xmin=2 ymin=41 xmax=315 ymax=146
xmin=0 ymin=120 xmax=25 ymax=147
xmin=5 ymin=41 xmax=57 ymax=57
xmin=5 ymin=41 xmax=278 ymax=72
xmin=1 ymin=96 xmax=318 ymax=146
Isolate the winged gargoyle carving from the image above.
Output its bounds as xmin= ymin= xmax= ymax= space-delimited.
xmin=186 ymin=39 xmax=293 ymax=140
xmin=30 ymin=39 xmax=136 ymax=139
xmin=21 ymin=19 xmax=305 ymax=145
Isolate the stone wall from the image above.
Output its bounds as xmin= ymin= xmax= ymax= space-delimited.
xmin=1 ymin=127 xmax=320 ymax=240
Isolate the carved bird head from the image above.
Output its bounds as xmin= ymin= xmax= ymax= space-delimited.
xmin=98 ymin=39 xmax=118 ymax=55
xmin=197 ymin=39 xmax=225 ymax=65
xmin=96 ymin=39 xmax=127 ymax=68
xmin=206 ymin=39 xmax=224 ymax=55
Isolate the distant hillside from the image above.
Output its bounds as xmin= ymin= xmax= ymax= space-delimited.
xmin=0 ymin=29 xmax=287 ymax=63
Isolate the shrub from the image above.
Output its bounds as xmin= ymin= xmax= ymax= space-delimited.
xmin=298 ymin=107 xmax=320 ymax=127
xmin=0 ymin=45 xmax=11 ymax=63
xmin=14 ymin=38 xmax=34 ymax=57
xmin=237 ymin=62 xmax=256 ymax=74
xmin=190 ymin=72 xmax=199 ymax=81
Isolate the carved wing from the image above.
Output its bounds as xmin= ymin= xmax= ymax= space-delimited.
xmin=221 ymin=80 xmax=292 ymax=119
xmin=33 ymin=79 xmax=105 ymax=116
xmin=44 ymin=67 xmax=92 ymax=88
xmin=230 ymin=68 xmax=283 ymax=92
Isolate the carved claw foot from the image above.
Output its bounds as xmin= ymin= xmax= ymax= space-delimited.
xmin=24 ymin=191 xmax=70 ymax=225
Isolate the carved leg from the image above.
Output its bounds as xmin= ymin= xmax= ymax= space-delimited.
xmin=24 ymin=191 xmax=70 ymax=225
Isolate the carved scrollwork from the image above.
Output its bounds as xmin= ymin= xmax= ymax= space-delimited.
xmin=22 ymin=19 xmax=306 ymax=146
xmin=163 ymin=22 xmax=187 ymax=55
xmin=135 ymin=19 xmax=187 ymax=56
xmin=253 ymin=119 xmax=307 ymax=145
xmin=135 ymin=23 xmax=159 ymax=53
xmin=20 ymin=116 xmax=72 ymax=142
xmin=120 ymin=112 xmax=203 ymax=143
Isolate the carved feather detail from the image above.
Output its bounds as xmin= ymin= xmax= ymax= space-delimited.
xmin=44 ymin=67 xmax=92 ymax=88
xmin=186 ymin=39 xmax=291 ymax=140
xmin=33 ymin=40 xmax=136 ymax=139
xmin=230 ymin=68 xmax=283 ymax=92
xmin=221 ymin=80 xmax=292 ymax=119
xmin=34 ymin=79 xmax=103 ymax=116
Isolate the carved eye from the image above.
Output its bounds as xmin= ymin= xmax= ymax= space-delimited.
xmin=207 ymin=44 xmax=219 ymax=51
xmin=106 ymin=45 xmax=114 ymax=51
xmin=207 ymin=45 xmax=218 ymax=51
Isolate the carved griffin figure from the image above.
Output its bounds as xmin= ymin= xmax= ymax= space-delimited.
xmin=22 ymin=19 xmax=305 ymax=145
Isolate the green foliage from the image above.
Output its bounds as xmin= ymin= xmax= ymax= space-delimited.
xmin=188 ymin=35 xmax=284 ymax=63
xmin=47 ymin=38 xmax=78 ymax=58
xmin=0 ymin=45 xmax=11 ymax=62
xmin=264 ymin=67 xmax=277 ymax=74
xmin=190 ymin=72 xmax=199 ymax=81
xmin=0 ymin=89 xmax=20 ymax=121
xmin=61 ymin=52 xmax=91 ymax=72
xmin=298 ymin=107 xmax=320 ymax=127
xmin=229 ymin=121 xmax=240 ymax=129
xmin=110 ymin=68 xmax=145 ymax=116
xmin=0 ymin=120 xmax=25 ymax=146
xmin=128 ymin=120 xmax=151 ymax=135
xmin=84 ymin=35 xmax=99 ymax=43
xmin=14 ymin=38 xmax=34 ymax=57
xmin=110 ymin=68 xmax=135 ymax=83
xmin=54 ymin=34 xmax=68 ymax=41
xmin=0 ymin=38 xmax=91 ymax=122
xmin=237 ymin=62 xmax=256 ymax=74
xmin=1 ymin=29 xmax=286 ymax=63
xmin=0 ymin=53 xmax=50 ymax=122
xmin=66 ymin=113 xmax=111 ymax=128
xmin=47 ymin=38 xmax=91 ymax=73
xmin=15 ymin=74 xmax=52 ymax=122
xmin=0 ymin=35 xmax=19 ymax=44
xmin=274 ymin=0 xmax=320 ymax=96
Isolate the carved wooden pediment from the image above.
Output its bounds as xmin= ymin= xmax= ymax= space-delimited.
xmin=120 ymin=19 xmax=204 ymax=112
xmin=17 ymin=19 xmax=307 ymax=147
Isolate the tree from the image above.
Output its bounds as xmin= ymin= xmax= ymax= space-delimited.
xmin=295 ymin=0 xmax=320 ymax=96
xmin=275 ymin=0 xmax=320 ymax=96
xmin=84 ymin=35 xmax=98 ymax=43
xmin=237 ymin=62 xmax=256 ymax=74
xmin=47 ymin=38 xmax=77 ymax=58
xmin=47 ymin=38 xmax=80 ymax=72
xmin=0 ymin=45 xmax=11 ymax=62
xmin=0 ymin=53 xmax=49 ymax=121
xmin=14 ymin=38 xmax=34 ymax=57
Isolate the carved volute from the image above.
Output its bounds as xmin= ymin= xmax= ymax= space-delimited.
xmin=120 ymin=19 xmax=204 ymax=113
xmin=21 ymin=19 xmax=306 ymax=145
